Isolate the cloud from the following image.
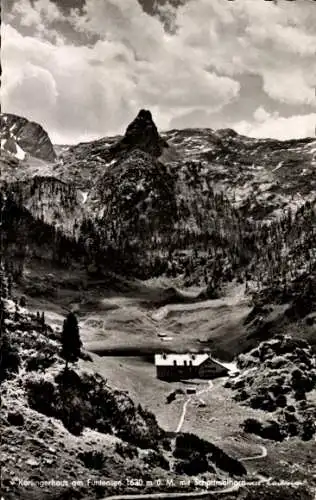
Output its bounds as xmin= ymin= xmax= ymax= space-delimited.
xmin=235 ymin=107 xmax=316 ymax=140
xmin=1 ymin=23 xmax=142 ymax=143
xmin=173 ymin=0 xmax=316 ymax=107
xmin=12 ymin=0 xmax=64 ymax=26
xmin=1 ymin=0 xmax=316 ymax=143
xmin=1 ymin=0 xmax=240 ymax=142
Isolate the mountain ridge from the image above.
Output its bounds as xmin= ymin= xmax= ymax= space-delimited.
xmin=0 ymin=110 xmax=315 ymax=352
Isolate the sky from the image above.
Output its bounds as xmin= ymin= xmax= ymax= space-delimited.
xmin=1 ymin=0 xmax=316 ymax=144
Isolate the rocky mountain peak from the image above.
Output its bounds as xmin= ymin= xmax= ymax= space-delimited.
xmin=109 ymin=108 xmax=168 ymax=158
xmin=0 ymin=113 xmax=56 ymax=162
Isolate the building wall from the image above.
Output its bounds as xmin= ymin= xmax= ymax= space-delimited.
xmin=198 ymin=358 xmax=228 ymax=379
xmin=156 ymin=365 xmax=198 ymax=380
xmin=156 ymin=358 xmax=228 ymax=380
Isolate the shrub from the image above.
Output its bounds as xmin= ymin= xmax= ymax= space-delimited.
xmin=294 ymin=389 xmax=306 ymax=401
xmin=286 ymin=405 xmax=296 ymax=413
xmin=26 ymin=379 xmax=57 ymax=417
xmin=174 ymin=433 xmax=246 ymax=476
xmin=19 ymin=296 xmax=26 ymax=307
xmin=275 ymin=394 xmax=287 ymax=408
xmin=26 ymin=353 xmax=56 ymax=372
xmin=115 ymin=442 xmax=138 ymax=459
xmin=249 ymin=394 xmax=276 ymax=412
xmin=287 ymin=423 xmax=299 ymax=437
xmin=234 ymin=390 xmax=249 ymax=402
xmin=26 ymin=371 xmax=163 ymax=448
xmin=77 ymin=450 xmax=106 ymax=470
xmin=144 ymin=450 xmax=169 ymax=471
xmin=301 ymin=419 xmax=315 ymax=441
xmin=243 ymin=418 xmax=262 ymax=435
xmin=162 ymin=438 xmax=172 ymax=451
xmin=260 ymin=420 xmax=285 ymax=442
xmin=166 ymin=393 xmax=176 ymax=404
xmin=0 ymin=333 xmax=20 ymax=382
xmin=282 ymin=410 xmax=297 ymax=423
xmin=7 ymin=411 xmax=24 ymax=426
xmin=174 ymin=453 xmax=209 ymax=476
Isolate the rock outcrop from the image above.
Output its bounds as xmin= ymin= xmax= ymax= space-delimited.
xmin=225 ymin=336 xmax=316 ymax=441
xmin=0 ymin=113 xmax=56 ymax=162
xmin=109 ymin=109 xmax=168 ymax=158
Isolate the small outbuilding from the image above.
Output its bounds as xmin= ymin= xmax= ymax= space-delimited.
xmin=155 ymin=353 xmax=229 ymax=381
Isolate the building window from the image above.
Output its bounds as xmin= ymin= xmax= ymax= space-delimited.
xmin=189 ymin=360 xmax=192 ymax=366
xmin=173 ymin=360 xmax=177 ymax=366
xmin=184 ymin=360 xmax=187 ymax=366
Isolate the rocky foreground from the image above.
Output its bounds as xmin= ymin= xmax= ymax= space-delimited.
xmin=225 ymin=336 xmax=316 ymax=442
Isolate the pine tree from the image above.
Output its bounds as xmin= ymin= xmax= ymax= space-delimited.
xmin=40 ymin=311 xmax=46 ymax=333
xmin=61 ymin=312 xmax=82 ymax=371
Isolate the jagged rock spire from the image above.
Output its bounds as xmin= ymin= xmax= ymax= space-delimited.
xmin=110 ymin=109 xmax=168 ymax=158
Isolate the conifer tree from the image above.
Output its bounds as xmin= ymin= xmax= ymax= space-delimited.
xmin=61 ymin=312 xmax=82 ymax=371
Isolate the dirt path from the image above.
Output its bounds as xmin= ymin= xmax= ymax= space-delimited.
xmin=239 ymin=444 xmax=267 ymax=462
xmin=176 ymin=381 xmax=213 ymax=433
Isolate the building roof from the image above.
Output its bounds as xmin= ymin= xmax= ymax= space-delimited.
xmin=155 ymin=353 xmax=209 ymax=367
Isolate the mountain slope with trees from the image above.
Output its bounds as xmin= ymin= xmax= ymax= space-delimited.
xmin=0 ymin=110 xmax=315 ymax=352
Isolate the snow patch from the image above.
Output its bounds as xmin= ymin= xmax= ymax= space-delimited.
xmin=272 ymin=161 xmax=284 ymax=172
xmin=15 ymin=143 xmax=26 ymax=160
xmin=80 ymin=191 xmax=88 ymax=204
xmin=105 ymin=159 xmax=116 ymax=167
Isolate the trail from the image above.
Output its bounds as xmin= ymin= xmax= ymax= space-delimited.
xmin=240 ymin=444 xmax=267 ymax=461
xmin=176 ymin=380 xmax=213 ymax=433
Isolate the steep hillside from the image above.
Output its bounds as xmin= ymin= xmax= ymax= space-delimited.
xmin=0 ymin=188 xmax=87 ymax=273
xmin=8 ymin=176 xmax=83 ymax=235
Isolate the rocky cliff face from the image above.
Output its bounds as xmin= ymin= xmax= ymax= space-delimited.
xmin=0 ymin=113 xmax=56 ymax=162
